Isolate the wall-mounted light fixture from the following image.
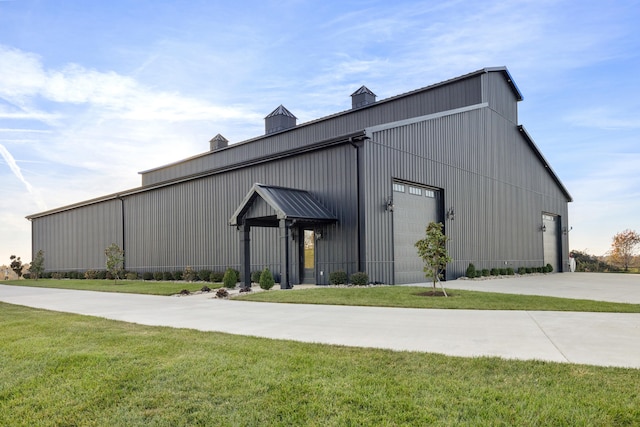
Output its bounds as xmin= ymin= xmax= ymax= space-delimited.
xmin=291 ymin=229 xmax=296 ymax=241
xmin=315 ymin=229 xmax=323 ymax=240
xmin=385 ymin=197 xmax=394 ymax=212
xmin=562 ymin=226 xmax=573 ymax=235
xmin=540 ymin=224 xmax=547 ymax=232
xmin=446 ymin=207 xmax=455 ymax=221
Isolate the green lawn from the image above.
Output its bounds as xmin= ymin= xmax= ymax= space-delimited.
xmin=1 ymin=279 xmax=220 ymax=296
xmin=236 ymin=286 xmax=640 ymax=313
xmin=1 ymin=302 xmax=638 ymax=426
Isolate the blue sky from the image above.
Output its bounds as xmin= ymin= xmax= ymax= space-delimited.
xmin=1 ymin=0 xmax=639 ymax=265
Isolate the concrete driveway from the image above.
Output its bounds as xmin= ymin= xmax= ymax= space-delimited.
xmin=437 ymin=272 xmax=640 ymax=304
xmin=1 ymin=273 xmax=639 ymax=369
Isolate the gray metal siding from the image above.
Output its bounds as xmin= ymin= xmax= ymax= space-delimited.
xmin=363 ymin=106 xmax=569 ymax=282
xmin=30 ymin=200 xmax=123 ymax=272
xmin=141 ymin=76 xmax=483 ymax=186
xmin=121 ymin=144 xmax=358 ymax=283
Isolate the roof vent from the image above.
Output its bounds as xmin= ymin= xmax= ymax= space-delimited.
xmin=210 ymin=134 xmax=228 ymax=151
xmin=351 ymin=86 xmax=376 ymax=109
xmin=265 ymin=105 xmax=297 ymax=134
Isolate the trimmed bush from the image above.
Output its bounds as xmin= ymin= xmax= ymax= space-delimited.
xmin=210 ymin=271 xmax=224 ymax=283
xmin=96 ymin=270 xmax=107 ymax=279
xmin=153 ymin=272 xmax=163 ymax=281
xmin=172 ymin=271 xmax=183 ymax=281
xmin=126 ymin=272 xmax=138 ymax=280
xmin=499 ymin=268 xmax=507 ymax=275
xmin=546 ymin=263 xmax=553 ymax=273
xmin=481 ymin=269 xmax=490 ymax=277
xmin=251 ymin=271 xmax=262 ymax=283
xmin=329 ymin=270 xmax=348 ymax=285
xmin=517 ymin=267 xmax=526 ymax=275
xmin=490 ymin=268 xmax=499 ymax=276
xmin=198 ymin=269 xmax=212 ymax=282
xmin=142 ymin=272 xmax=154 ymax=281
xmin=183 ymin=266 xmax=196 ymax=282
xmin=223 ymin=268 xmax=238 ymax=289
xmin=525 ymin=267 xmax=532 ymax=274
xmin=506 ymin=267 xmax=515 ymax=275
xmin=259 ymin=268 xmax=275 ymax=290
xmin=233 ymin=269 xmax=241 ymax=283
xmin=465 ymin=263 xmax=477 ymax=278
xmin=350 ymin=272 xmax=369 ymax=286
xmin=84 ymin=270 xmax=98 ymax=280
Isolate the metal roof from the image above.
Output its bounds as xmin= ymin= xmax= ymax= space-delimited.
xmin=264 ymin=104 xmax=297 ymax=119
xmin=229 ymin=183 xmax=338 ymax=227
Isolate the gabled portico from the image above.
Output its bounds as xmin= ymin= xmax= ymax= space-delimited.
xmin=229 ymin=183 xmax=337 ymax=289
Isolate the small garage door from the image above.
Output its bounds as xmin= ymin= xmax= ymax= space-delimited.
xmin=542 ymin=214 xmax=561 ymax=273
xmin=393 ymin=182 xmax=441 ymax=284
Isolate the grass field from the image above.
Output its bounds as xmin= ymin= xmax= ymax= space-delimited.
xmin=1 ymin=302 xmax=639 ymax=426
xmin=4 ymin=279 xmax=640 ymax=312
xmin=236 ymin=286 xmax=640 ymax=313
xmin=0 ymin=279 xmax=219 ymax=296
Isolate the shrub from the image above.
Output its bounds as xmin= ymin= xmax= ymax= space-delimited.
xmin=153 ymin=272 xmax=163 ymax=281
xmin=51 ymin=272 xmax=63 ymax=279
xmin=251 ymin=271 xmax=262 ymax=283
xmin=96 ymin=270 xmax=107 ymax=279
xmin=233 ymin=269 xmax=241 ymax=282
xmin=142 ymin=272 xmax=154 ymax=281
xmin=481 ymin=269 xmax=490 ymax=277
xmin=84 ymin=270 xmax=98 ymax=280
xmin=162 ymin=271 xmax=173 ymax=281
xmin=350 ymin=272 xmax=369 ymax=286
xmin=216 ymin=288 xmax=229 ymax=298
xmin=499 ymin=268 xmax=507 ymax=275
xmin=490 ymin=268 xmax=499 ymax=276
xmin=210 ymin=271 xmax=224 ymax=283
xmin=525 ymin=267 xmax=532 ymax=274
xmin=223 ymin=268 xmax=238 ymax=289
xmin=126 ymin=272 xmax=138 ymax=280
xmin=22 ymin=273 xmax=31 ymax=279
xmin=465 ymin=263 xmax=477 ymax=278
xmin=517 ymin=267 xmax=526 ymax=275
xmin=172 ymin=271 xmax=183 ymax=281
xmin=259 ymin=268 xmax=275 ymax=290
xmin=506 ymin=267 xmax=514 ymax=275
xmin=546 ymin=263 xmax=553 ymax=273
xmin=183 ymin=266 xmax=196 ymax=282
xmin=198 ymin=269 xmax=212 ymax=282
xmin=329 ymin=270 xmax=348 ymax=285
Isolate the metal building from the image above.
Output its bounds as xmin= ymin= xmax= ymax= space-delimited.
xmin=27 ymin=67 xmax=572 ymax=287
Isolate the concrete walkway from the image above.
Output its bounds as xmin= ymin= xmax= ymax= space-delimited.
xmin=1 ymin=274 xmax=639 ymax=369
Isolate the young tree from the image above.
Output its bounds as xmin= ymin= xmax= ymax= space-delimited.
xmin=104 ymin=243 xmax=125 ymax=284
xmin=610 ymin=229 xmax=640 ymax=271
xmin=9 ymin=255 xmax=23 ymax=279
xmin=415 ymin=221 xmax=452 ymax=297
xmin=30 ymin=250 xmax=45 ymax=280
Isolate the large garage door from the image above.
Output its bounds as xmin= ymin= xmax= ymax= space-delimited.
xmin=542 ymin=214 xmax=561 ymax=273
xmin=393 ymin=182 xmax=441 ymax=284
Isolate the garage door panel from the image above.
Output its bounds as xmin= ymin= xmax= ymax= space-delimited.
xmin=393 ymin=183 xmax=441 ymax=284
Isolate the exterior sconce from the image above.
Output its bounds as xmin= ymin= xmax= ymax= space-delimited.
xmin=540 ymin=224 xmax=546 ymax=232
xmin=315 ymin=229 xmax=323 ymax=240
xmin=563 ymin=226 xmax=572 ymax=235
xmin=446 ymin=207 xmax=455 ymax=221
xmin=291 ymin=229 xmax=296 ymax=241
xmin=385 ymin=197 xmax=394 ymax=212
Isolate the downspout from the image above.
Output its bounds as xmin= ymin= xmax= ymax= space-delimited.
xmin=349 ymin=136 xmax=367 ymax=273
xmin=117 ymin=196 xmax=126 ymax=270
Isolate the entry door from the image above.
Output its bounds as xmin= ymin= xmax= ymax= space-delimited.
xmin=542 ymin=214 xmax=561 ymax=272
xmin=300 ymin=229 xmax=315 ymax=284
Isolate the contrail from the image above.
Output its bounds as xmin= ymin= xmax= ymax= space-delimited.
xmin=0 ymin=144 xmax=47 ymax=210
